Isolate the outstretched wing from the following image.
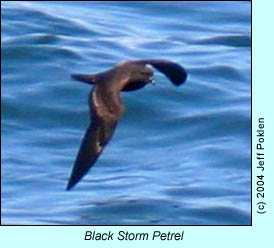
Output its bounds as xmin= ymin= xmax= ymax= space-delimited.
xmin=137 ymin=59 xmax=188 ymax=86
xmin=66 ymin=119 xmax=117 ymax=190
xmin=66 ymin=94 xmax=121 ymax=190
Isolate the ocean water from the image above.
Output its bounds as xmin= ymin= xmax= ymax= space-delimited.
xmin=1 ymin=1 xmax=251 ymax=225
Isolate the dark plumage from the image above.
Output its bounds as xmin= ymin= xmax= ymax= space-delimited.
xmin=66 ymin=59 xmax=187 ymax=190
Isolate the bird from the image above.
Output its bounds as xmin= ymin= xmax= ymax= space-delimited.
xmin=66 ymin=59 xmax=187 ymax=190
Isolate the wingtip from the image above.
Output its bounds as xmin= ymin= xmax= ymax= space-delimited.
xmin=66 ymin=172 xmax=82 ymax=191
xmin=171 ymin=67 xmax=188 ymax=86
xmin=66 ymin=179 xmax=75 ymax=191
xmin=163 ymin=61 xmax=187 ymax=86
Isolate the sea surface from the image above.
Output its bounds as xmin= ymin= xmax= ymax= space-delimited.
xmin=1 ymin=1 xmax=251 ymax=225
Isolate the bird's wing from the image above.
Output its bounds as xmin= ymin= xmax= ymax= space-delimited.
xmin=137 ymin=59 xmax=188 ymax=86
xmin=66 ymin=92 xmax=122 ymax=190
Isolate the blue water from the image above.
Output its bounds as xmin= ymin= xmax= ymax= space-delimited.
xmin=1 ymin=1 xmax=251 ymax=225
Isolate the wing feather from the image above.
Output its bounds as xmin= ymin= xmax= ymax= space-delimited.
xmin=66 ymin=117 xmax=118 ymax=190
xmin=66 ymin=89 xmax=121 ymax=190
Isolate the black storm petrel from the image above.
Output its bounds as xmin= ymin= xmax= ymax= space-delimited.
xmin=67 ymin=60 xmax=187 ymax=190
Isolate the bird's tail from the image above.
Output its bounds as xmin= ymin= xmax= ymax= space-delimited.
xmin=71 ymin=74 xmax=97 ymax=84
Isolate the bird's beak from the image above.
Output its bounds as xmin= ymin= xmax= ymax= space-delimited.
xmin=149 ymin=77 xmax=155 ymax=85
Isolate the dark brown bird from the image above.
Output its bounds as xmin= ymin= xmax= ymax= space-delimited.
xmin=66 ymin=59 xmax=187 ymax=190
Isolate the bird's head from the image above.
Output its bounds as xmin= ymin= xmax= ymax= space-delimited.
xmin=131 ymin=64 xmax=155 ymax=84
xmin=119 ymin=62 xmax=155 ymax=92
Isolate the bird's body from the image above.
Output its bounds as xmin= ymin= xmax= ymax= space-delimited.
xmin=66 ymin=59 xmax=187 ymax=190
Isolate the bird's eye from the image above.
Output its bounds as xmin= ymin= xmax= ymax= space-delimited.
xmin=140 ymin=71 xmax=150 ymax=76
